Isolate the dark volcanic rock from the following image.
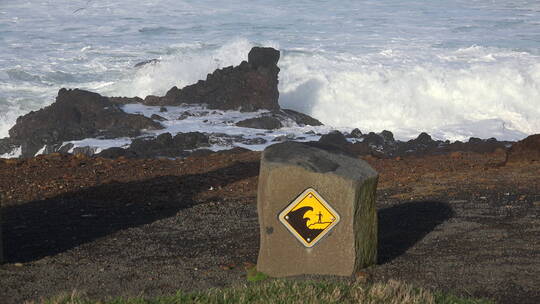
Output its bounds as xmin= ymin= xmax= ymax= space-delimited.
xmin=278 ymin=109 xmax=323 ymax=126
xmin=235 ymin=109 xmax=322 ymax=130
xmin=143 ymin=47 xmax=280 ymax=111
xmin=108 ymin=96 xmax=144 ymax=105
xmin=506 ymin=134 xmax=540 ymax=163
xmin=99 ymin=132 xmax=210 ymax=158
xmin=236 ymin=116 xmax=283 ymax=130
xmin=8 ymin=88 xmax=163 ymax=157
xmin=248 ymin=47 xmax=280 ymax=69
xmin=363 ymin=132 xmax=385 ymax=147
xmin=150 ymin=114 xmax=167 ymax=121
xmin=318 ymin=131 xmax=349 ymax=147
xmin=72 ymin=146 xmax=97 ymax=156
xmin=96 ymin=147 xmax=138 ymax=159
xmin=380 ymin=130 xmax=395 ymax=143
xmin=349 ymin=128 xmax=363 ymax=138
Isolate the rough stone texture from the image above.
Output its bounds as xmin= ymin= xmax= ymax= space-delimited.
xmin=142 ymin=47 xmax=280 ymax=112
xmin=8 ymin=89 xmax=163 ymax=157
xmin=257 ymin=141 xmax=378 ymax=277
xmin=235 ymin=109 xmax=323 ymax=130
xmin=97 ymin=132 xmax=209 ymax=159
xmin=235 ymin=116 xmax=283 ymax=130
xmin=506 ymin=134 xmax=540 ymax=163
xmin=108 ymin=96 xmax=144 ymax=105
xmin=318 ymin=131 xmax=349 ymax=148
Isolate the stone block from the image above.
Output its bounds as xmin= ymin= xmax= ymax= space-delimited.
xmin=257 ymin=141 xmax=378 ymax=277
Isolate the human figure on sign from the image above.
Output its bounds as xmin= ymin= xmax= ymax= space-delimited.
xmin=317 ymin=211 xmax=323 ymax=223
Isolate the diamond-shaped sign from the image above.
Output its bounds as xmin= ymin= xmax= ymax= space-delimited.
xmin=279 ymin=188 xmax=340 ymax=248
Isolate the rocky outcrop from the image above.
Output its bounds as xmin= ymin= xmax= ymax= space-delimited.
xmin=318 ymin=131 xmax=349 ymax=147
xmin=236 ymin=116 xmax=283 ymax=130
xmin=143 ymin=47 xmax=280 ymax=111
xmin=315 ymin=130 xmax=510 ymax=159
xmin=235 ymin=109 xmax=323 ymax=130
xmin=97 ymin=132 xmax=209 ymax=158
xmin=8 ymin=89 xmax=163 ymax=157
xmin=506 ymin=134 xmax=540 ymax=163
xmin=280 ymin=109 xmax=323 ymax=127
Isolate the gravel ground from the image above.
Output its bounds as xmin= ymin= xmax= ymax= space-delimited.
xmin=0 ymin=151 xmax=539 ymax=303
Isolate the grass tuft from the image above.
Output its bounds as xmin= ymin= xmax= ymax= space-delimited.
xmin=42 ymin=279 xmax=494 ymax=304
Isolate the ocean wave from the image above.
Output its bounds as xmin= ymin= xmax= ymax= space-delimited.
xmin=3 ymin=41 xmax=538 ymax=142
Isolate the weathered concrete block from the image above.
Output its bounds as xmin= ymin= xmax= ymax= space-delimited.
xmin=257 ymin=142 xmax=378 ymax=277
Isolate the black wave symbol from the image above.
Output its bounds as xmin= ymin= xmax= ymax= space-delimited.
xmin=286 ymin=206 xmax=324 ymax=243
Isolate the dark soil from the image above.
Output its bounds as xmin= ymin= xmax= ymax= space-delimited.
xmin=0 ymin=151 xmax=539 ymax=304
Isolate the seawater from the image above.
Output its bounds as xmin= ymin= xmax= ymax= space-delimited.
xmin=1 ymin=0 xmax=540 ymax=141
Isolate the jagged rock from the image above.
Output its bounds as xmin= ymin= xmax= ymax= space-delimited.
xmin=96 ymin=147 xmax=138 ymax=159
xmin=8 ymin=89 xmax=163 ymax=157
xmin=274 ymin=109 xmax=323 ymax=126
xmin=415 ymin=132 xmax=433 ymax=145
xmin=468 ymin=137 xmax=483 ymax=144
xmin=506 ymin=134 xmax=540 ymax=163
xmin=241 ymin=137 xmax=268 ymax=145
xmin=272 ymin=134 xmax=296 ymax=142
xmin=248 ymin=47 xmax=280 ymax=69
xmin=106 ymin=132 xmax=211 ymax=158
xmin=143 ymin=47 xmax=280 ymax=111
xmin=235 ymin=109 xmax=322 ymax=130
xmin=349 ymin=128 xmax=363 ymax=138
xmin=318 ymin=131 xmax=349 ymax=147
xmin=363 ymin=132 xmax=385 ymax=146
xmin=72 ymin=146 xmax=97 ymax=156
xmin=108 ymin=96 xmax=144 ymax=105
xmin=150 ymin=114 xmax=167 ymax=121
xmin=236 ymin=116 xmax=283 ymax=130
xmin=172 ymin=132 xmax=210 ymax=150
xmin=380 ymin=130 xmax=395 ymax=143
xmin=215 ymin=147 xmax=251 ymax=155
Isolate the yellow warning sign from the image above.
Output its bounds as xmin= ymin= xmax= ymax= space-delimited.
xmin=279 ymin=188 xmax=340 ymax=247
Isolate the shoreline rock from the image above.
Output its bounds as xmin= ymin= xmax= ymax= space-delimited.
xmin=0 ymin=46 xmax=535 ymax=161
xmin=7 ymin=89 xmax=163 ymax=157
xmin=141 ymin=47 xmax=281 ymax=112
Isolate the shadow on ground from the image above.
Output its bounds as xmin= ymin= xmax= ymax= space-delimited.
xmin=377 ymin=201 xmax=454 ymax=264
xmin=2 ymin=161 xmax=259 ymax=263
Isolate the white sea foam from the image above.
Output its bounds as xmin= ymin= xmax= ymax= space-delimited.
xmin=279 ymin=48 xmax=540 ymax=141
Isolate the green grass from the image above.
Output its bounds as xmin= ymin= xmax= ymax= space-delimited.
xmin=42 ymin=279 xmax=493 ymax=304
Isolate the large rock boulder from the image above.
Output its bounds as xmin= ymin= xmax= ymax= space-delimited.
xmin=8 ymin=88 xmax=163 ymax=157
xmin=235 ymin=109 xmax=323 ymax=130
xmin=143 ymin=47 xmax=281 ymax=111
xmin=257 ymin=141 xmax=379 ymax=277
xmin=236 ymin=116 xmax=283 ymax=130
